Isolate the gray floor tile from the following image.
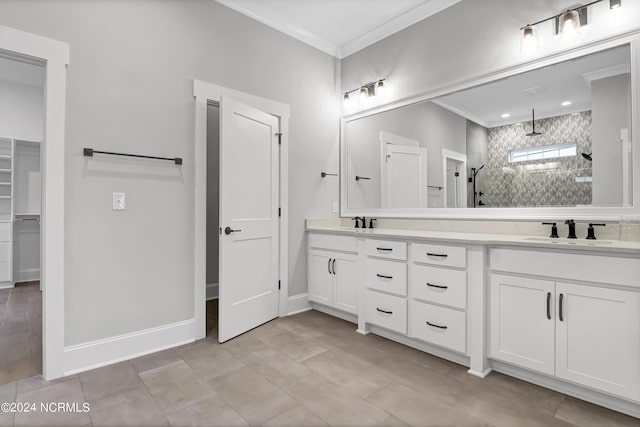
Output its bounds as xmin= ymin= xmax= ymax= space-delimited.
xmin=367 ymin=381 xmax=489 ymax=427
xmin=275 ymin=372 xmax=390 ymax=426
xmin=555 ymin=396 xmax=640 ymax=427
xmin=79 ymin=361 xmax=142 ymax=402
xmin=303 ymin=350 xmax=392 ymax=398
xmin=207 ymin=366 xmax=298 ymax=426
xmin=253 ymin=328 xmax=327 ymax=362
xmin=165 ymin=395 xmax=249 ymax=427
xmin=130 ymin=348 xmax=182 ymax=374
xmin=182 ymin=346 xmax=245 ymax=380
xmin=139 ymin=360 xmax=215 ymax=413
xmin=0 ymin=381 xmax=16 ymax=427
xmin=15 ymin=377 xmax=90 ymax=427
xmin=16 ymin=375 xmax=77 ymax=395
xmin=263 ymin=405 xmax=329 ymax=427
xmin=88 ymin=384 xmax=168 ymax=427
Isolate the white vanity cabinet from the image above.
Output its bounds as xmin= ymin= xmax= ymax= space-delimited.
xmin=308 ymin=233 xmax=358 ymax=314
xmin=489 ymin=248 xmax=640 ymax=402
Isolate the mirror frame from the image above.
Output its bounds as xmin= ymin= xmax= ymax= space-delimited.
xmin=340 ymin=35 xmax=640 ymax=221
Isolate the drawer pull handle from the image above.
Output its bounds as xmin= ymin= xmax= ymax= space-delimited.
xmin=332 ymin=259 xmax=336 ymax=275
xmin=376 ymin=247 xmax=393 ymax=252
xmin=426 ymin=321 xmax=448 ymax=330
xmin=376 ymin=274 xmax=393 ymax=279
xmin=327 ymin=258 xmax=332 ymax=274
xmin=376 ymin=308 xmax=393 ymax=315
xmin=559 ymin=293 xmax=564 ymax=322
xmin=426 ymin=282 xmax=448 ymax=289
xmin=426 ymin=252 xmax=448 ymax=258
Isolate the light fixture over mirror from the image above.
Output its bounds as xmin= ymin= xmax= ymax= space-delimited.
xmin=343 ymin=79 xmax=387 ymax=108
xmin=519 ymin=0 xmax=622 ymax=51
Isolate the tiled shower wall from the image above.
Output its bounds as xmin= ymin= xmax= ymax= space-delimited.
xmin=484 ymin=111 xmax=593 ymax=207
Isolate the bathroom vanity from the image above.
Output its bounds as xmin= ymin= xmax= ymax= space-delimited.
xmin=306 ymin=222 xmax=640 ymax=417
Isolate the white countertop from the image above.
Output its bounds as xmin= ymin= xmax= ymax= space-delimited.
xmin=306 ymin=223 xmax=640 ymax=255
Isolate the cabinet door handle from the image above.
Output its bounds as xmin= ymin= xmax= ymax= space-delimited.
xmin=376 ymin=308 xmax=393 ymax=315
xmin=559 ymin=293 xmax=564 ymax=322
xmin=332 ymin=259 xmax=336 ymax=275
xmin=546 ymin=292 xmax=551 ymax=320
xmin=426 ymin=321 xmax=448 ymax=329
xmin=376 ymin=247 xmax=393 ymax=252
xmin=426 ymin=252 xmax=448 ymax=258
xmin=427 ymin=282 xmax=448 ymax=289
xmin=327 ymin=258 xmax=332 ymax=274
xmin=376 ymin=274 xmax=393 ymax=279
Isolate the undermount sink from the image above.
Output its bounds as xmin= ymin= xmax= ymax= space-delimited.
xmin=523 ymin=237 xmax=614 ymax=246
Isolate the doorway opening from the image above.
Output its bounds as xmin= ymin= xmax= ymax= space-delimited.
xmin=442 ymin=149 xmax=467 ymax=209
xmin=0 ymin=54 xmax=45 ymax=384
xmin=193 ymin=81 xmax=290 ymax=344
xmin=205 ymin=102 xmax=220 ymax=338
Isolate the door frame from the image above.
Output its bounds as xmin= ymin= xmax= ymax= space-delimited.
xmin=0 ymin=24 xmax=70 ymax=379
xmin=441 ymin=148 xmax=467 ymax=208
xmin=193 ymin=80 xmax=290 ymax=340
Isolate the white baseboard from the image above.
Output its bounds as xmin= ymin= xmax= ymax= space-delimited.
xmin=206 ymin=282 xmax=218 ymax=300
xmin=63 ymin=319 xmax=195 ymax=375
xmin=287 ymin=293 xmax=311 ymax=315
xmin=0 ymin=281 xmax=14 ymax=289
xmin=14 ymin=268 xmax=40 ymax=283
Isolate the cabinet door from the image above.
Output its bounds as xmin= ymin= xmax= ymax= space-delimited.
xmin=333 ymin=253 xmax=358 ymax=314
xmin=489 ymin=274 xmax=555 ymax=375
xmin=308 ymin=250 xmax=333 ymax=306
xmin=556 ymin=282 xmax=640 ymax=400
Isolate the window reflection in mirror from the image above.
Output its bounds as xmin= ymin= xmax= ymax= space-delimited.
xmin=344 ymin=44 xmax=631 ymax=210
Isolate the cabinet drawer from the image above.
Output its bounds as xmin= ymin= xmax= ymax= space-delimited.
xmin=365 ymin=258 xmax=407 ymax=297
xmin=411 ymin=300 xmax=466 ymax=353
xmin=412 ymin=265 xmax=467 ymax=310
xmin=0 ymin=223 xmax=10 ymax=242
xmin=365 ymin=239 xmax=407 ymax=261
xmin=308 ymin=233 xmax=358 ymax=253
xmin=412 ymin=243 xmax=466 ymax=269
xmin=365 ymin=290 xmax=407 ymax=334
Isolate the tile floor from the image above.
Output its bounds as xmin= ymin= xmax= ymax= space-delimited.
xmin=0 ymin=282 xmax=42 ymax=385
xmin=0 ymin=309 xmax=639 ymax=426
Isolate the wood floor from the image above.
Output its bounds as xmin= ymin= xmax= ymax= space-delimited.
xmin=0 ymin=309 xmax=638 ymax=426
xmin=0 ymin=282 xmax=41 ymax=385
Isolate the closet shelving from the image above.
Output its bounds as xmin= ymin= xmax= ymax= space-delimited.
xmin=0 ymin=137 xmax=41 ymax=288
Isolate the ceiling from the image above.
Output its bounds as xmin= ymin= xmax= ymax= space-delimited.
xmin=214 ymin=0 xmax=462 ymax=58
xmin=434 ymin=45 xmax=631 ymax=128
xmin=0 ymin=56 xmax=45 ymax=88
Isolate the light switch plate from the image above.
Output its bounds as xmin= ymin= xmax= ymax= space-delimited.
xmin=332 ymin=201 xmax=339 ymax=213
xmin=113 ymin=192 xmax=126 ymax=210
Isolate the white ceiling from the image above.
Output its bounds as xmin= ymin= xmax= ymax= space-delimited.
xmin=0 ymin=56 xmax=45 ymax=88
xmin=214 ymin=0 xmax=462 ymax=58
xmin=434 ymin=45 xmax=631 ymax=128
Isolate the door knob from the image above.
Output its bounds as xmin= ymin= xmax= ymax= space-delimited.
xmin=224 ymin=226 xmax=242 ymax=235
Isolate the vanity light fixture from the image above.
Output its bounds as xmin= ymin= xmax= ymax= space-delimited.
xmin=561 ymin=101 xmax=572 ymax=106
xmin=342 ymin=79 xmax=387 ymax=106
xmin=520 ymin=0 xmax=621 ymax=50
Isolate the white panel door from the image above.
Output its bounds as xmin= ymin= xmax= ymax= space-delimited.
xmin=489 ymin=274 xmax=555 ymax=375
xmin=382 ymin=144 xmax=427 ymax=208
xmin=308 ymin=250 xmax=333 ymax=306
xmin=219 ymin=96 xmax=279 ymax=343
xmin=333 ymin=253 xmax=358 ymax=314
xmin=555 ymin=282 xmax=640 ymax=400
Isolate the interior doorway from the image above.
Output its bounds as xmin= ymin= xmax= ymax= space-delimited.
xmin=0 ymin=54 xmax=45 ymax=384
xmin=194 ymin=81 xmax=290 ymax=344
xmin=205 ymin=103 xmax=220 ymax=338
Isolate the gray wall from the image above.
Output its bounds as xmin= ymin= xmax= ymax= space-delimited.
xmin=591 ymin=74 xmax=632 ymax=206
xmin=0 ymin=79 xmax=43 ymax=141
xmin=0 ymin=0 xmax=340 ymax=345
xmin=346 ymin=101 xmax=466 ymax=209
xmin=206 ymin=104 xmax=219 ymax=287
